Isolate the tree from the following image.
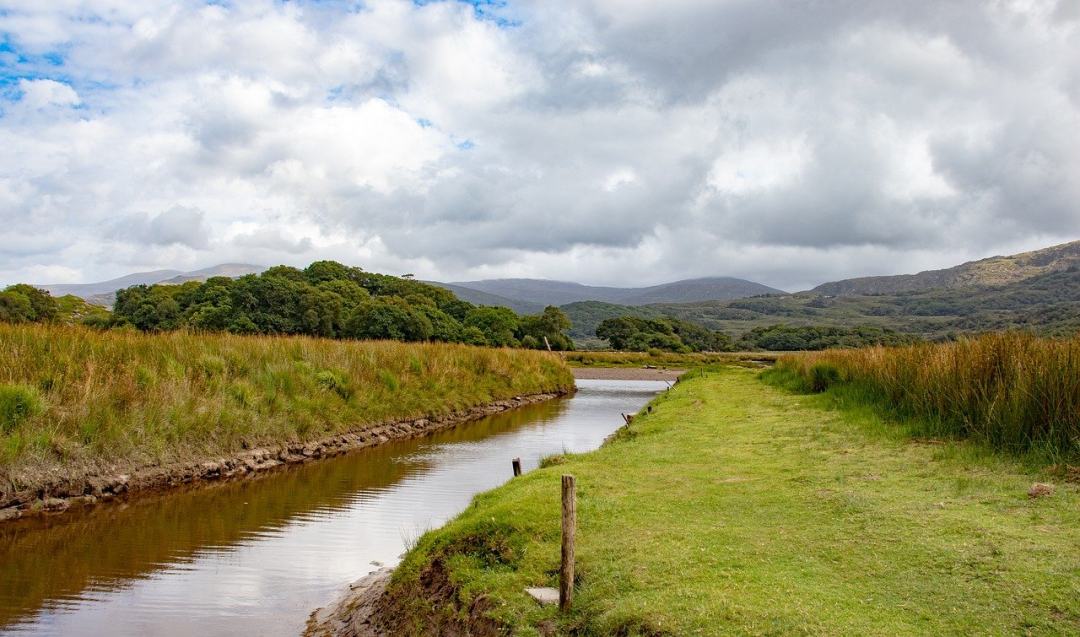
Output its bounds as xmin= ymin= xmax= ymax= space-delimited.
xmin=464 ymin=306 xmax=520 ymax=347
xmin=517 ymin=306 xmax=574 ymax=350
xmin=4 ymin=284 xmax=58 ymax=322
xmin=0 ymin=291 xmax=33 ymax=323
xmin=344 ymin=297 xmax=433 ymax=341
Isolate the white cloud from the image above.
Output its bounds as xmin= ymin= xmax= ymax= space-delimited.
xmin=0 ymin=0 xmax=1078 ymax=290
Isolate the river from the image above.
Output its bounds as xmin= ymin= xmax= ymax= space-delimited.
xmin=0 ymin=378 xmax=665 ymax=636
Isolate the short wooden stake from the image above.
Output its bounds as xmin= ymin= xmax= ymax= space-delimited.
xmin=560 ymin=474 xmax=576 ymax=612
xmin=512 ymin=457 xmax=522 ymax=477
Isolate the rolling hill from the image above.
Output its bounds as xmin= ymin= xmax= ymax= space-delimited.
xmin=446 ymin=277 xmax=784 ymax=308
xmin=566 ymin=240 xmax=1080 ymax=346
xmin=425 ymin=282 xmax=545 ymax=314
xmin=811 ymin=240 xmax=1080 ymax=296
xmin=38 ymin=264 xmax=265 ymax=307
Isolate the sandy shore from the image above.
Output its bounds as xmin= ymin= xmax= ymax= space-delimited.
xmin=571 ymin=366 xmax=685 ymax=381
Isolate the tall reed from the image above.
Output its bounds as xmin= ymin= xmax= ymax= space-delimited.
xmin=769 ymin=332 xmax=1080 ymax=458
xmin=0 ymin=324 xmax=574 ymax=481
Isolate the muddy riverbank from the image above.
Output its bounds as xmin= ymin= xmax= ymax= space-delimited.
xmin=570 ymin=366 xmax=684 ymax=381
xmin=0 ymin=392 xmax=563 ymax=525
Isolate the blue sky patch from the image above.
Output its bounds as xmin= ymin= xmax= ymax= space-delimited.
xmin=413 ymin=0 xmax=520 ymax=28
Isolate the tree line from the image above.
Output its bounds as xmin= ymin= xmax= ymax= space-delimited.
xmin=593 ymin=316 xmax=918 ymax=352
xmin=109 ymin=261 xmax=574 ymax=349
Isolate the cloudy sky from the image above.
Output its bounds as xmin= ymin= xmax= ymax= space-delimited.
xmin=1 ymin=0 xmax=1079 ymax=291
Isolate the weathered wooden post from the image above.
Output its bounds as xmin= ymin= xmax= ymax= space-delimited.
xmin=560 ymin=474 xmax=576 ymax=612
xmin=512 ymin=457 xmax=522 ymax=477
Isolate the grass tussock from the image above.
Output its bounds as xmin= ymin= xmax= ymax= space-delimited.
xmin=766 ymin=331 xmax=1080 ymax=460
xmin=0 ymin=323 xmax=573 ymax=484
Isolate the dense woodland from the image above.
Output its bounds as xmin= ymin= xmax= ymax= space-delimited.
xmin=107 ymin=262 xmax=574 ymax=350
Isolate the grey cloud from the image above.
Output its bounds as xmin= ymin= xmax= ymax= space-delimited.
xmin=115 ymin=206 xmax=210 ymax=249
xmin=232 ymin=228 xmax=314 ymax=254
xmin=1 ymin=1 xmax=1079 ymax=289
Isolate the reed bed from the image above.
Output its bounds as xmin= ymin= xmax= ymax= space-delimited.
xmin=0 ymin=324 xmax=573 ymax=481
xmin=768 ymin=332 xmax=1080 ymax=458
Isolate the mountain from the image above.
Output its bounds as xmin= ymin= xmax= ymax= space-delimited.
xmin=425 ymin=282 xmax=545 ymax=314
xmin=39 ymin=264 xmax=265 ymax=307
xmin=811 ymin=240 xmax=1080 ymax=296
xmin=644 ymin=265 xmax=1080 ymax=340
xmin=39 ymin=269 xmax=183 ymax=298
xmin=446 ymin=277 xmax=784 ymax=308
xmin=155 ymin=264 xmax=267 ymax=286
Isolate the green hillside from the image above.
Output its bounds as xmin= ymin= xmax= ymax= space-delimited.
xmin=568 ymin=267 xmax=1080 ymax=347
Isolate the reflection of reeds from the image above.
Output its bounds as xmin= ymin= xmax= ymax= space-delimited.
xmin=769 ymin=332 xmax=1080 ymax=459
xmin=0 ymin=324 xmax=574 ymax=480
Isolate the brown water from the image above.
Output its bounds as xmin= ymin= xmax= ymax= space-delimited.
xmin=0 ymin=379 xmax=665 ymax=636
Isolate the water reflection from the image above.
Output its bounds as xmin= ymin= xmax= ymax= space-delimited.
xmin=0 ymin=379 xmax=665 ymax=636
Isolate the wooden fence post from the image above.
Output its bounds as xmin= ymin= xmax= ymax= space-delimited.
xmin=560 ymin=474 xmax=576 ymax=612
xmin=512 ymin=457 xmax=522 ymax=477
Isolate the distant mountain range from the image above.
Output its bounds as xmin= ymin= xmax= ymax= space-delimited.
xmin=39 ymin=264 xmax=265 ymax=306
xmin=810 ymin=240 xmax=1080 ymax=296
xmin=438 ymin=277 xmax=784 ymax=309
xmin=27 ymin=238 xmax=1080 ymax=343
xmin=561 ymin=239 xmax=1080 ymax=342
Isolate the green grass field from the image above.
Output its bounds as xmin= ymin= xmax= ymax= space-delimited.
xmin=383 ymin=366 xmax=1079 ymax=635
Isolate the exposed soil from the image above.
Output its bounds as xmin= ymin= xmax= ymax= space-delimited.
xmin=0 ymin=392 xmax=565 ymax=525
xmin=307 ymin=558 xmax=504 ymax=637
xmin=571 ymin=367 xmax=684 ymax=381
xmin=305 ymin=568 xmax=393 ymax=637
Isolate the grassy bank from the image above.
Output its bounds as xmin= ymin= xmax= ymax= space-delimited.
xmin=376 ymin=367 xmax=1078 ymax=635
xmin=0 ymin=324 xmax=573 ymax=489
xmin=766 ymin=332 xmax=1080 ymax=461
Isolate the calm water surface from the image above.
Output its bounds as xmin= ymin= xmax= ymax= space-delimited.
xmin=0 ymin=379 xmax=664 ymax=636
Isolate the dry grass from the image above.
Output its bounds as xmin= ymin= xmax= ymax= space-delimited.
xmin=0 ymin=324 xmax=573 ymax=485
xmin=767 ymin=331 xmax=1080 ymax=459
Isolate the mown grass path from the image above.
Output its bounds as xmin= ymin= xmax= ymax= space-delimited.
xmin=391 ymin=367 xmax=1079 ymax=635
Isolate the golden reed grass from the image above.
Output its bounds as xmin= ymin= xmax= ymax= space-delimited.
xmin=0 ymin=324 xmax=574 ymax=481
xmin=771 ymin=332 xmax=1080 ymax=458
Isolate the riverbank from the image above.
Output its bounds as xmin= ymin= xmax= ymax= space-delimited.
xmin=338 ymin=366 xmax=1078 ymax=635
xmin=570 ymin=366 xmax=683 ymax=381
xmin=0 ymin=324 xmax=573 ymax=523
xmin=0 ymin=392 xmax=563 ymax=523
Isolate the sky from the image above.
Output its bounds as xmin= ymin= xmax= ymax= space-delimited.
xmin=1 ymin=0 xmax=1079 ymax=292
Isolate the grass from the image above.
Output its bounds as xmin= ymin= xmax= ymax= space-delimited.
xmin=0 ymin=324 xmax=573 ymax=489
xmin=382 ymin=366 xmax=1079 ymax=636
xmin=766 ymin=332 xmax=1080 ymax=461
xmin=562 ymin=350 xmax=780 ymax=369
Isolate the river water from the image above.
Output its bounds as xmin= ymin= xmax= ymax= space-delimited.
xmin=0 ymin=379 xmax=665 ymax=636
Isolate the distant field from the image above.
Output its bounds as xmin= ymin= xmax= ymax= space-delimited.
xmin=0 ymin=324 xmax=573 ymax=490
